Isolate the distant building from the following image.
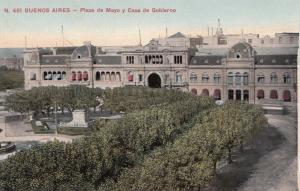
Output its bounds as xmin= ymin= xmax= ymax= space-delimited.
xmin=23 ymin=29 xmax=298 ymax=105
xmin=0 ymin=56 xmax=24 ymax=70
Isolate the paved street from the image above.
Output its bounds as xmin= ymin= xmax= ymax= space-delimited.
xmin=205 ymin=108 xmax=297 ymax=191
xmin=238 ymin=112 xmax=297 ymax=191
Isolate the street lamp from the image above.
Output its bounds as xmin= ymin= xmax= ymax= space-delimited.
xmin=54 ymin=101 xmax=58 ymax=135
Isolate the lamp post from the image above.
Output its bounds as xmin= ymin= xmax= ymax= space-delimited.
xmin=54 ymin=101 xmax=58 ymax=135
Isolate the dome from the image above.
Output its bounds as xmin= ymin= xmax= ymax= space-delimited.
xmin=228 ymin=42 xmax=255 ymax=59
xmin=71 ymin=44 xmax=96 ymax=60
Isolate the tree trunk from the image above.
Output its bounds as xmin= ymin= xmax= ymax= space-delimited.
xmin=227 ymin=148 xmax=233 ymax=164
xmin=213 ymin=160 xmax=217 ymax=175
xmin=239 ymin=140 xmax=244 ymax=153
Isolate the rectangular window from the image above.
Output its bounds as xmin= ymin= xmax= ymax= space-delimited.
xmin=228 ymin=76 xmax=233 ymax=85
xmin=126 ymin=56 xmax=134 ymax=64
xmin=138 ymin=74 xmax=143 ymax=82
xmin=174 ymin=55 xmax=183 ymax=64
xmin=30 ymin=73 xmax=36 ymax=80
xmin=258 ymin=77 xmax=265 ymax=84
xmin=214 ymin=77 xmax=220 ymax=84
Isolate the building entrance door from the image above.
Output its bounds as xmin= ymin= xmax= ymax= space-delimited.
xmin=148 ymin=73 xmax=161 ymax=88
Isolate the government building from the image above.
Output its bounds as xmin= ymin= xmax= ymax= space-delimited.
xmin=23 ymin=28 xmax=299 ymax=105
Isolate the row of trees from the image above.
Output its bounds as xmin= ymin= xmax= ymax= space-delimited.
xmin=101 ymin=86 xmax=196 ymax=113
xmin=5 ymin=86 xmax=195 ymax=116
xmin=5 ymin=85 xmax=100 ymax=116
xmin=1 ymin=86 xmax=268 ymax=191
xmin=103 ymin=102 xmax=268 ymax=191
xmin=0 ymin=88 xmax=214 ymax=190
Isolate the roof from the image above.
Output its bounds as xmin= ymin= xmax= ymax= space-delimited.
xmin=196 ymin=47 xmax=229 ymax=56
xmin=41 ymin=55 xmax=70 ymax=65
xmin=190 ymin=55 xmax=223 ymax=65
xmin=56 ymin=47 xmax=77 ymax=55
xmin=168 ymin=32 xmax=186 ymax=38
xmin=254 ymin=47 xmax=298 ymax=55
xmin=95 ymin=56 xmax=121 ymax=65
xmin=255 ymin=55 xmax=297 ymax=65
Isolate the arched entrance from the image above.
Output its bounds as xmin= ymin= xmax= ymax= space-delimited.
xmin=148 ymin=73 xmax=161 ymax=88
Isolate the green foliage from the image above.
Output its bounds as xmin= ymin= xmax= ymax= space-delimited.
xmin=107 ymin=102 xmax=267 ymax=191
xmin=102 ymin=86 xmax=195 ymax=113
xmin=0 ymin=89 xmax=214 ymax=191
xmin=5 ymin=85 xmax=101 ymax=115
xmin=0 ymin=70 xmax=24 ymax=91
xmin=0 ymin=87 xmax=267 ymax=191
xmin=57 ymin=127 xmax=92 ymax=136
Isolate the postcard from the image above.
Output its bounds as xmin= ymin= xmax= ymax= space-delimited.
xmin=0 ymin=0 xmax=299 ymax=190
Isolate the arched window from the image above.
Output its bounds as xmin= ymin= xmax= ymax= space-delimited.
xmin=228 ymin=89 xmax=234 ymax=100
xmin=145 ymin=55 xmax=149 ymax=64
xmin=270 ymin=72 xmax=278 ymax=83
xmin=202 ymin=73 xmax=209 ymax=83
xmin=151 ymin=55 xmax=155 ymax=64
xmin=116 ymin=72 xmax=121 ymax=81
xmin=235 ymin=72 xmax=241 ymax=85
xmin=62 ymin=71 xmax=66 ymax=80
xmin=77 ymin=71 xmax=82 ymax=81
xmin=159 ymin=55 xmax=163 ymax=64
xmin=106 ymin=72 xmax=110 ymax=81
xmin=214 ymin=73 xmax=221 ymax=84
xmin=46 ymin=71 xmax=52 ymax=80
xmin=191 ymin=88 xmax=197 ymax=95
xmin=155 ymin=55 xmax=159 ymax=64
xmin=111 ymin=72 xmax=116 ymax=81
xmin=52 ymin=71 xmax=57 ymax=80
xmin=257 ymin=73 xmax=265 ymax=84
xmin=213 ymin=89 xmax=221 ymax=100
xmin=243 ymin=90 xmax=249 ymax=101
xmin=283 ymin=90 xmax=291 ymax=102
xmin=71 ymin=71 xmax=76 ymax=81
xmin=243 ymin=72 xmax=249 ymax=85
xmin=202 ymin=89 xmax=209 ymax=96
xmin=190 ymin=73 xmax=197 ymax=82
xmin=83 ymin=71 xmax=88 ymax=81
xmin=101 ymin=72 xmax=105 ymax=81
xmin=227 ymin=72 xmax=233 ymax=85
xmin=43 ymin=71 xmax=47 ymax=80
xmin=128 ymin=71 xmax=133 ymax=82
xmin=176 ymin=72 xmax=182 ymax=83
xmin=57 ymin=71 xmax=62 ymax=80
xmin=96 ymin=71 xmax=101 ymax=81
xmin=270 ymin=90 xmax=278 ymax=99
xmin=257 ymin=89 xmax=264 ymax=99
xmin=283 ymin=73 xmax=291 ymax=84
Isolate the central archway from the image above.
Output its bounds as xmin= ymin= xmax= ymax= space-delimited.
xmin=148 ymin=73 xmax=161 ymax=88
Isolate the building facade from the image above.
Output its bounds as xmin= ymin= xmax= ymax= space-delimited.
xmin=23 ymin=31 xmax=298 ymax=105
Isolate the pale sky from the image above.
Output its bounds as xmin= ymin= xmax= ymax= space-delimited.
xmin=0 ymin=0 xmax=299 ymax=48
